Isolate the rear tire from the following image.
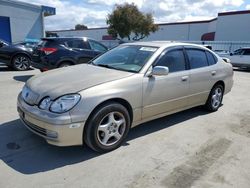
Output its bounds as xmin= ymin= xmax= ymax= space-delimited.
xmin=84 ymin=102 xmax=131 ymax=153
xmin=11 ymin=54 xmax=30 ymax=71
xmin=205 ymin=84 xmax=224 ymax=112
xmin=58 ymin=62 xmax=72 ymax=68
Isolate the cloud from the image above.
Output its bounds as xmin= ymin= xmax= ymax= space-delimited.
xmin=17 ymin=0 xmax=246 ymax=30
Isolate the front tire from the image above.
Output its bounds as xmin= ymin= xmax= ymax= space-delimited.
xmin=84 ymin=102 xmax=131 ymax=153
xmin=205 ymin=84 xmax=224 ymax=112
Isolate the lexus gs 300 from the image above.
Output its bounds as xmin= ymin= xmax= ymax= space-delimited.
xmin=17 ymin=42 xmax=234 ymax=152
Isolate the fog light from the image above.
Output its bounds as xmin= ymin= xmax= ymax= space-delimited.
xmin=46 ymin=130 xmax=58 ymax=138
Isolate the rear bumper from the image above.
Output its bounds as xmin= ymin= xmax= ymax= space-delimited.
xmin=31 ymin=61 xmax=56 ymax=71
xmin=31 ymin=55 xmax=57 ymax=70
xmin=17 ymin=93 xmax=85 ymax=146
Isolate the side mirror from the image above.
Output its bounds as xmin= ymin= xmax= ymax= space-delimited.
xmin=151 ymin=66 xmax=169 ymax=76
xmin=222 ymin=58 xmax=231 ymax=63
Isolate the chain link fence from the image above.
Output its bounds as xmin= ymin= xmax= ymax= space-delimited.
xmin=99 ymin=40 xmax=250 ymax=53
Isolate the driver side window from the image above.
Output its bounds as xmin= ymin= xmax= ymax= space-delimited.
xmin=155 ymin=49 xmax=186 ymax=73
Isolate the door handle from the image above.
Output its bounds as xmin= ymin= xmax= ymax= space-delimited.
xmin=181 ymin=76 xmax=189 ymax=82
xmin=211 ymin=71 xmax=216 ymax=76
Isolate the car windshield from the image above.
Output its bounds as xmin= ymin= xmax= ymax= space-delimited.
xmin=92 ymin=45 xmax=158 ymax=73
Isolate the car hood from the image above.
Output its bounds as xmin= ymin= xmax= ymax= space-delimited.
xmin=26 ymin=64 xmax=133 ymax=104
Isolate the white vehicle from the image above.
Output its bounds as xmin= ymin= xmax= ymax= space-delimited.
xmin=223 ymin=48 xmax=250 ymax=69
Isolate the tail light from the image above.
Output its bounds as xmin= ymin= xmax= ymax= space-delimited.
xmin=40 ymin=47 xmax=57 ymax=55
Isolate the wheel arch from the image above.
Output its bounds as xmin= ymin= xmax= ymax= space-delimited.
xmin=57 ymin=59 xmax=76 ymax=67
xmin=11 ymin=52 xmax=31 ymax=63
xmin=84 ymin=98 xmax=134 ymax=129
xmin=212 ymin=80 xmax=225 ymax=91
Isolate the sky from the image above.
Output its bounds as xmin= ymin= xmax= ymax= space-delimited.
xmin=18 ymin=0 xmax=250 ymax=31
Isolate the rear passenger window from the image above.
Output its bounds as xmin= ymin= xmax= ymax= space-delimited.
xmin=186 ymin=49 xmax=208 ymax=69
xmin=66 ymin=40 xmax=88 ymax=49
xmin=205 ymin=51 xmax=217 ymax=65
xmin=155 ymin=49 xmax=186 ymax=73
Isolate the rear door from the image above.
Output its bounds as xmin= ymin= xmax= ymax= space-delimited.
xmin=185 ymin=47 xmax=214 ymax=106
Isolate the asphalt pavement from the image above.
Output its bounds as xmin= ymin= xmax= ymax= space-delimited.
xmin=0 ymin=63 xmax=250 ymax=188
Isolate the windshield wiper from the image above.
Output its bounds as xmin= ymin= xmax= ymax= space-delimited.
xmin=96 ymin=64 xmax=114 ymax=69
xmin=92 ymin=63 xmax=137 ymax=73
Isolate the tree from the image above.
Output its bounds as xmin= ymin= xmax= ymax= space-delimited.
xmin=106 ymin=3 xmax=158 ymax=41
xmin=75 ymin=24 xmax=88 ymax=30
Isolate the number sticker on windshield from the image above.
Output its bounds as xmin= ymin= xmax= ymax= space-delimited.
xmin=139 ymin=47 xmax=157 ymax=52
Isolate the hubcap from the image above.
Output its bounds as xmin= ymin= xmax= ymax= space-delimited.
xmin=211 ymin=87 xmax=222 ymax=109
xmin=97 ymin=112 xmax=126 ymax=146
xmin=14 ymin=56 xmax=29 ymax=70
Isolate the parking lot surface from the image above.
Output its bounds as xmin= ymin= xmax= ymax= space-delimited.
xmin=0 ymin=63 xmax=250 ymax=188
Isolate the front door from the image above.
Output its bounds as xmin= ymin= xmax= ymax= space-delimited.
xmin=142 ymin=48 xmax=190 ymax=119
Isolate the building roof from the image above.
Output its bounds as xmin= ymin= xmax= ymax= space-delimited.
xmin=0 ymin=0 xmax=56 ymax=16
xmin=218 ymin=10 xmax=250 ymax=16
xmin=50 ymin=9 xmax=250 ymax=33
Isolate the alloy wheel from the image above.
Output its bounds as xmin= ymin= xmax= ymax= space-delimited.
xmin=13 ymin=56 xmax=30 ymax=70
xmin=211 ymin=87 xmax=223 ymax=109
xmin=97 ymin=111 xmax=126 ymax=146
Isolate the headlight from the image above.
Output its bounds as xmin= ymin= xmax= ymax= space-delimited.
xmin=39 ymin=97 xmax=52 ymax=110
xmin=50 ymin=94 xmax=81 ymax=113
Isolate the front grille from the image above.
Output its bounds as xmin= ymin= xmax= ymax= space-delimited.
xmin=23 ymin=118 xmax=47 ymax=137
xmin=23 ymin=118 xmax=58 ymax=140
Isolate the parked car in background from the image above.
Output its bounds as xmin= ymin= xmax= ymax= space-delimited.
xmin=32 ymin=37 xmax=108 ymax=71
xmin=221 ymin=47 xmax=250 ymax=69
xmin=0 ymin=40 xmax=38 ymax=71
xmin=17 ymin=42 xmax=233 ymax=153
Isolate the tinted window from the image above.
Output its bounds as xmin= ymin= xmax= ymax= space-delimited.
xmin=89 ymin=40 xmax=107 ymax=52
xmin=186 ymin=49 xmax=208 ymax=69
xmin=243 ymin=49 xmax=250 ymax=55
xmin=155 ymin=49 xmax=186 ymax=73
xmin=66 ymin=39 xmax=88 ymax=49
xmin=205 ymin=51 xmax=217 ymax=65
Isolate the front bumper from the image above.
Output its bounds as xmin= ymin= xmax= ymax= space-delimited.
xmin=17 ymin=93 xmax=85 ymax=146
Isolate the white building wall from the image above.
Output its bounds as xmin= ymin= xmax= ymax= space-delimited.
xmin=215 ymin=13 xmax=250 ymax=41
xmin=145 ymin=24 xmax=189 ymax=41
xmin=0 ymin=1 xmax=43 ymax=42
xmin=54 ymin=11 xmax=250 ymax=42
xmin=57 ymin=28 xmax=107 ymax=40
xmin=188 ymin=23 xmax=210 ymax=40
xmin=208 ymin=20 xmax=217 ymax=32
xmin=56 ymin=23 xmax=209 ymax=42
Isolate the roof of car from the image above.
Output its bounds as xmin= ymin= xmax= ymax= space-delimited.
xmin=123 ymin=41 xmax=206 ymax=48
